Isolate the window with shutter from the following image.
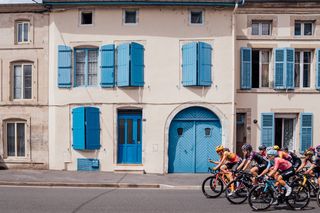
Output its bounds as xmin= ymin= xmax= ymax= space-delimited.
xmin=274 ymin=48 xmax=285 ymax=89
xmin=198 ymin=42 xmax=212 ymax=86
xmin=58 ymin=45 xmax=72 ymax=88
xmin=240 ymin=47 xmax=252 ymax=89
xmin=261 ymin=113 xmax=274 ymax=148
xmin=100 ymin=44 xmax=115 ymax=87
xmin=300 ymin=113 xmax=313 ymax=153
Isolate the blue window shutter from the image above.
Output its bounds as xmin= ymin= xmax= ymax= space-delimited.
xmin=286 ymin=48 xmax=295 ymax=89
xmin=198 ymin=42 xmax=212 ymax=86
xmin=261 ymin=113 xmax=274 ymax=148
xmin=240 ymin=47 xmax=252 ymax=89
xmin=130 ymin=42 xmax=145 ymax=87
xmin=117 ymin=43 xmax=130 ymax=86
xmin=182 ymin=42 xmax=197 ymax=86
xmin=58 ymin=45 xmax=72 ymax=88
xmin=274 ymin=48 xmax=285 ymax=89
xmin=300 ymin=113 xmax=313 ymax=153
xmin=100 ymin=44 xmax=115 ymax=87
xmin=72 ymin=107 xmax=86 ymax=150
xmin=85 ymin=107 xmax=101 ymax=150
xmin=316 ymin=49 xmax=320 ymax=90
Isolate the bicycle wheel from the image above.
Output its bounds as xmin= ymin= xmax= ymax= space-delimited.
xmin=202 ymin=176 xmax=224 ymax=198
xmin=225 ymin=179 xmax=249 ymax=204
xmin=248 ymin=185 xmax=274 ymax=211
xmin=286 ymin=183 xmax=310 ymax=210
xmin=317 ymin=189 xmax=320 ymax=207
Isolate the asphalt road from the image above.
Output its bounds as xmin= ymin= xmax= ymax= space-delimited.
xmin=0 ymin=186 xmax=319 ymax=213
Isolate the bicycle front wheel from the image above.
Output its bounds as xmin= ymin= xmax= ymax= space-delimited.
xmin=317 ymin=189 xmax=320 ymax=207
xmin=201 ymin=176 xmax=224 ymax=198
xmin=248 ymin=185 xmax=274 ymax=211
xmin=225 ymin=179 xmax=250 ymax=204
xmin=286 ymin=183 xmax=310 ymax=210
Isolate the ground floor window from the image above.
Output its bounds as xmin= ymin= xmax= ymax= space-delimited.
xmin=5 ymin=121 xmax=26 ymax=157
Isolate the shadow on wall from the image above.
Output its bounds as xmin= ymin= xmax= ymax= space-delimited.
xmin=0 ymin=155 xmax=8 ymax=170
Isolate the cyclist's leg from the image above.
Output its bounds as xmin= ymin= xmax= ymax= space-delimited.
xmin=278 ymin=168 xmax=295 ymax=196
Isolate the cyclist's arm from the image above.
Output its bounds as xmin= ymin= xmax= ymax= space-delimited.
xmin=237 ymin=159 xmax=247 ymax=171
xmin=258 ymin=160 xmax=271 ymax=177
xmin=296 ymin=159 xmax=307 ymax=173
xmin=305 ymin=163 xmax=315 ymax=174
xmin=242 ymin=160 xmax=252 ymax=171
xmin=268 ymin=160 xmax=278 ymax=177
xmin=215 ymin=154 xmax=227 ymax=170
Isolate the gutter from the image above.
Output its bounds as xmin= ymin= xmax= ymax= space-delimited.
xmin=43 ymin=1 xmax=241 ymax=7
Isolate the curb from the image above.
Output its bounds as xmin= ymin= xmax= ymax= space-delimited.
xmin=0 ymin=181 xmax=160 ymax=189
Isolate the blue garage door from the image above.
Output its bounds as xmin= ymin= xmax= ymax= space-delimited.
xmin=168 ymin=107 xmax=222 ymax=173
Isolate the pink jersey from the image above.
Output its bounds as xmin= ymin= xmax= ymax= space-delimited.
xmin=274 ymin=157 xmax=292 ymax=171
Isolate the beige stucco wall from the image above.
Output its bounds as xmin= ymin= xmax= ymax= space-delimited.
xmin=48 ymin=7 xmax=235 ymax=173
xmin=235 ymin=9 xmax=320 ymax=154
xmin=0 ymin=11 xmax=49 ymax=169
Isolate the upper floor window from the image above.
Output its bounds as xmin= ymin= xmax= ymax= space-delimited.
xmin=16 ymin=21 xmax=30 ymax=44
xmin=251 ymin=21 xmax=272 ymax=36
xmin=124 ymin=10 xmax=138 ymax=24
xmin=295 ymin=50 xmax=311 ymax=88
xmin=190 ymin=10 xmax=203 ymax=25
xmin=5 ymin=121 xmax=26 ymax=158
xmin=75 ymin=48 xmax=98 ymax=87
xmin=295 ymin=21 xmax=314 ymax=36
xmin=252 ymin=49 xmax=270 ymax=88
xmin=80 ymin=10 xmax=93 ymax=25
xmin=13 ymin=64 xmax=32 ymax=99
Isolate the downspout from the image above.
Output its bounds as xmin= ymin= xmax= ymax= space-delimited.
xmin=231 ymin=0 xmax=241 ymax=151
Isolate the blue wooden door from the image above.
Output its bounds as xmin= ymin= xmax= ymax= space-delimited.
xmin=117 ymin=114 xmax=142 ymax=164
xmin=168 ymin=121 xmax=195 ymax=173
xmin=195 ymin=121 xmax=221 ymax=173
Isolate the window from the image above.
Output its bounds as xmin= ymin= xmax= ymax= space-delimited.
xmin=295 ymin=51 xmax=311 ymax=88
xmin=124 ymin=10 xmax=137 ymax=24
xmin=252 ymin=50 xmax=270 ymax=88
xmin=251 ymin=21 xmax=272 ymax=36
xmin=190 ymin=11 xmax=203 ymax=24
xmin=80 ymin=11 xmax=93 ymax=25
xmin=117 ymin=42 xmax=144 ymax=87
xmin=182 ymin=42 xmax=212 ymax=87
xmin=16 ymin=21 xmax=29 ymax=43
xmin=6 ymin=122 xmax=25 ymax=157
xmin=13 ymin=64 xmax=32 ymax=99
xmin=75 ymin=48 xmax=98 ymax=87
xmin=295 ymin=21 xmax=314 ymax=36
xmin=72 ymin=107 xmax=100 ymax=150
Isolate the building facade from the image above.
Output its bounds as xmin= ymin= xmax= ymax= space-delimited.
xmin=45 ymin=0 xmax=239 ymax=173
xmin=235 ymin=0 xmax=320 ymax=157
xmin=0 ymin=5 xmax=49 ymax=169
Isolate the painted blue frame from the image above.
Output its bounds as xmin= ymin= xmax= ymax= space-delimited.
xmin=74 ymin=48 xmax=99 ymax=87
xmin=117 ymin=113 xmax=142 ymax=164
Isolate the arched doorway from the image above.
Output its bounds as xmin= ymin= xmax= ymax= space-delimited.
xmin=168 ymin=107 xmax=222 ymax=173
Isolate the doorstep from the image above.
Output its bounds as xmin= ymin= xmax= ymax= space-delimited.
xmin=114 ymin=164 xmax=145 ymax=174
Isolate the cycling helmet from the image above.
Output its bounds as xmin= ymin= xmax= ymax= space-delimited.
xmin=224 ymin=148 xmax=230 ymax=152
xmin=267 ymin=149 xmax=278 ymax=156
xmin=273 ymin=145 xmax=280 ymax=151
xmin=241 ymin=144 xmax=253 ymax=152
xmin=308 ymin=147 xmax=315 ymax=152
xmin=258 ymin=145 xmax=266 ymax=151
xmin=304 ymin=150 xmax=314 ymax=156
xmin=281 ymin=146 xmax=289 ymax=152
xmin=316 ymin=145 xmax=320 ymax=153
xmin=216 ymin=145 xmax=224 ymax=153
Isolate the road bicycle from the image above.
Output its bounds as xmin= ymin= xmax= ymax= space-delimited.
xmin=225 ymin=170 xmax=254 ymax=204
xmin=248 ymin=177 xmax=310 ymax=211
xmin=201 ymin=167 xmax=231 ymax=198
xmin=292 ymin=172 xmax=319 ymax=198
xmin=317 ymin=189 xmax=320 ymax=207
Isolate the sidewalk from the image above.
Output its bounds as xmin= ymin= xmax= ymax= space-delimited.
xmin=0 ymin=170 xmax=209 ymax=189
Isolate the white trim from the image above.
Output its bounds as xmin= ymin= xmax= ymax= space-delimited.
xmin=79 ymin=10 xmax=94 ymax=27
xmin=16 ymin=21 xmax=30 ymax=44
xmin=4 ymin=121 xmax=27 ymax=159
xmin=189 ymin=10 xmax=204 ymax=25
xmin=123 ymin=9 xmax=139 ymax=26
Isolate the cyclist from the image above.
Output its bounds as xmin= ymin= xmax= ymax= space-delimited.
xmin=266 ymin=149 xmax=293 ymax=197
xmin=238 ymin=144 xmax=268 ymax=177
xmin=213 ymin=145 xmax=242 ymax=173
xmin=273 ymin=145 xmax=292 ymax=162
xmin=258 ymin=144 xmax=267 ymax=157
xmin=304 ymin=151 xmax=320 ymax=187
xmin=281 ymin=147 xmax=302 ymax=170
xmin=296 ymin=149 xmax=314 ymax=173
